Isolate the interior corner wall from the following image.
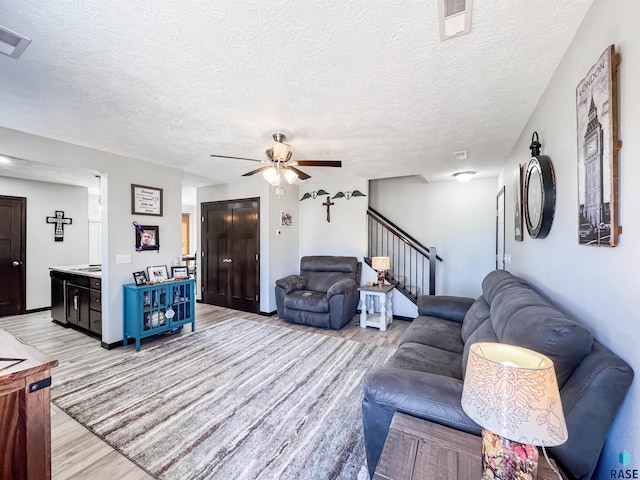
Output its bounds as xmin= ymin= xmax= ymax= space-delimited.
xmin=368 ymin=176 xmax=496 ymax=299
xmin=0 ymin=176 xmax=89 ymax=310
xmin=497 ymin=1 xmax=640 ymax=475
xmin=298 ymin=178 xmax=368 ymax=260
xmin=0 ymin=126 xmax=184 ymax=346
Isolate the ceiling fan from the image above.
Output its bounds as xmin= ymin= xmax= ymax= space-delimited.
xmin=210 ymin=133 xmax=342 ymax=185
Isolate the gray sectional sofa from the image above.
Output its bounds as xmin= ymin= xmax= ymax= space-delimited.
xmin=362 ymin=270 xmax=633 ymax=480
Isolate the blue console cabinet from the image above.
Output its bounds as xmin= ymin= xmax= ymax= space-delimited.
xmin=123 ymin=279 xmax=195 ymax=351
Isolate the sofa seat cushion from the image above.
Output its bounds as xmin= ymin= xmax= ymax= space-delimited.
xmin=284 ymin=290 xmax=329 ymax=313
xmin=386 ymin=343 xmax=463 ymax=380
xmin=400 ymin=316 xmax=464 ymax=354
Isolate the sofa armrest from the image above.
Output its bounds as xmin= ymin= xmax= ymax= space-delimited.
xmin=363 ymin=367 xmax=481 ymax=433
xmin=417 ymin=295 xmax=475 ymax=323
xmin=275 ymin=274 xmax=306 ymax=294
xmin=327 ymin=278 xmax=357 ymax=298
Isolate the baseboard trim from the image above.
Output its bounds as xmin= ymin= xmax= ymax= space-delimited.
xmin=356 ymin=310 xmax=413 ymax=322
xmin=259 ymin=310 xmax=277 ymax=317
xmin=26 ymin=306 xmax=51 ymax=314
xmin=101 ymin=340 xmax=123 ymax=350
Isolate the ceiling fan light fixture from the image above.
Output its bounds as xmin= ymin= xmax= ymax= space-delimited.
xmin=273 ymin=141 xmax=291 ymax=161
xmin=283 ymin=168 xmax=298 ymax=184
xmin=262 ymin=167 xmax=280 ymax=186
xmin=453 ymin=171 xmax=476 ymax=182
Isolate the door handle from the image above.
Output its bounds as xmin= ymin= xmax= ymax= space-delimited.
xmin=222 ymin=258 xmax=233 ymax=263
xmin=12 ymin=260 xmax=21 ymax=266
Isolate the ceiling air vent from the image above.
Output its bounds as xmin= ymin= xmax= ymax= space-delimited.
xmin=437 ymin=0 xmax=473 ymax=41
xmin=0 ymin=26 xmax=31 ymax=59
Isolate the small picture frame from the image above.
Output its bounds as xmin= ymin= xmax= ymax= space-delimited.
xmin=147 ymin=265 xmax=169 ymax=283
xmin=131 ymin=184 xmax=163 ymax=216
xmin=280 ymin=209 xmax=293 ymax=228
xmin=171 ymin=266 xmax=189 ymax=280
xmin=132 ymin=270 xmax=147 ymax=285
xmin=135 ymin=225 xmax=160 ymax=251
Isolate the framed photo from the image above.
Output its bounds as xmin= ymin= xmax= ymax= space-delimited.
xmin=132 ymin=270 xmax=147 ymax=285
xmin=576 ymin=44 xmax=620 ymax=247
xmin=135 ymin=225 xmax=160 ymax=251
xmin=279 ymin=209 xmax=293 ymax=228
xmin=514 ymin=164 xmax=523 ymax=242
xmin=171 ymin=266 xmax=189 ymax=280
xmin=131 ymin=184 xmax=163 ymax=216
xmin=147 ymin=265 xmax=169 ymax=283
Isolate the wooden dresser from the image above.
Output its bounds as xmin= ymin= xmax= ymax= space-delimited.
xmin=0 ymin=329 xmax=58 ymax=480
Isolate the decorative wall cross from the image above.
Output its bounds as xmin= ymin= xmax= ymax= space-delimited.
xmin=322 ymin=196 xmax=335 ymax=223
xmin=46 ymin=211 xmax=72 ymax=242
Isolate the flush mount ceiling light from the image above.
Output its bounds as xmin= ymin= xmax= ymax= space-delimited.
xmin=453 ymin=171 xmax=476 ymax=182
xmin=437 ymin=0 xmax=473 ymax=41
xmin=0 ymin=155 xmax=13 ymax=164
xmin=0 ymin=26 xmax=31 ymax=59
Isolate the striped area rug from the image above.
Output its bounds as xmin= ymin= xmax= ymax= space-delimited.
xmin=52 ymin=318 xmax=393 ymax=480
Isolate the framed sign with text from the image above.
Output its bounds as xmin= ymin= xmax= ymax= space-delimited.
xmin=131 ymin=184 xmax=163 ymax=216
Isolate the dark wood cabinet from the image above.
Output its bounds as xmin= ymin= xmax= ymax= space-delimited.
xmin=50 ymin=270 xmax=101 ymax=336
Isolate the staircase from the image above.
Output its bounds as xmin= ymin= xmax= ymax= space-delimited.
xmin=366 ymin=207 xmax=442 ymax=304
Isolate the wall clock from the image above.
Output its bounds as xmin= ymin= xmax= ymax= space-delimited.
xmin=524 ymin=132 xmax=556 ymax=239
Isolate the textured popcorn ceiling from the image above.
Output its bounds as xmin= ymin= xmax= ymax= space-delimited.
xmin=0 ymin=0 xmax=593 ymax=187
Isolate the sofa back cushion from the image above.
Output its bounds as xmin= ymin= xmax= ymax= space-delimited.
xmin=461 ymin=297 xmax=491 ymax=343
xmin=300 ymin=256 xmax=360 ymax=293
xmin=488 ymin=280 xmax=593 ymax=387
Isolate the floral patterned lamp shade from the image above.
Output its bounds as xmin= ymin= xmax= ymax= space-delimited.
xmin=461 ymin=343 xmax=567 ymax=479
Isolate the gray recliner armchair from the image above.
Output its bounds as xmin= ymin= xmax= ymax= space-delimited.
xmin=275 ymin=256 xmax=361 ymax=329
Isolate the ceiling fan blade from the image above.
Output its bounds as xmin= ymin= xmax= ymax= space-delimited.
xmin=288 ymin=166 xmax=311 ymax=180
xmin=210 ymin=154 xmax=264 ymax=163
xmin=294 ymin=160 xmax=342 ymax=168
xmin=242 ymin=166 xmax=272 ymax=177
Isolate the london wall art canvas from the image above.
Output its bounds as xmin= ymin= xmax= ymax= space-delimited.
xmin=575 ymin=45 xmax=620 ymax=247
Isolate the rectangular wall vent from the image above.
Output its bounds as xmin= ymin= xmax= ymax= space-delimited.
xmin=0 ymin=26 xmax=31 ymax=59
xmin=437 ymin=0 xmax=473 ymax=42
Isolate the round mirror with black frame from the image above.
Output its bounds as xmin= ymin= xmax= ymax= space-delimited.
xmin=523 ymin=132 xmax=556 ymax=239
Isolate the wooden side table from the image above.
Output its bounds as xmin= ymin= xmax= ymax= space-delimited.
xmin=358 ymin=284 xmax=394 ymax=331
xmin=374 ymin=412 xmax=566 ymax=480
xmin=0 ymin=329 xmax=58 ymax=480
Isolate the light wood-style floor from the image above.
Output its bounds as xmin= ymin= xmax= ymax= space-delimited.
xmin=0 ymin=304 xmax=408 ymax=480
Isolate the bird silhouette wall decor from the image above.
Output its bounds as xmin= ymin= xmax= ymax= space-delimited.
xmin=331 ymin=190 xmax=366 ymax=200
xmin=300 ymin=189 xmax=330 ymax=201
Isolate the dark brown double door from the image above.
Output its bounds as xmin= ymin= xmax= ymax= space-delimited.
xmin=0 ymin=196 xmax=26 ymax=317
xmin=202 ymin=198 xmax=259 ymax=312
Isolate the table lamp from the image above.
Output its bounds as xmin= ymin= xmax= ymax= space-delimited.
xmin=461 ymin=342 xmax=568 ymax=480
xmin=371 ymin=256 xmax=390 ymax=286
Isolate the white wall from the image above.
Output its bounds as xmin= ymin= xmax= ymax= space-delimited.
xmin=299 ymin=179 xmax=368 ymax=259
xmin=0 ymin=177 xmax=89 ymax=309
xmin=197 ymin=178 xmax=299 ymax=313
xmin=369 ymin=176 xmax=497 ymax=299
xmin=0 ymin=126 xmax=184 ymax=345
xmin=498 ymin=1 xmax=640 ymax=475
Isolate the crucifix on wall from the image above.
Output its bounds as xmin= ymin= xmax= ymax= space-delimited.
xmin=322 ymin=196 xmax=335 ymax=223
xmin=46 ymin=211 xmax=72 ymax=242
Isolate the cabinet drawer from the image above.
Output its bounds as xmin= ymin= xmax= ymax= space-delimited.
xmin=90 ymin=290 xmax=102 ymax=312
xmin=89 ymin=309 xmax=102 ymax=335
xmin=90 ymin=278 xmax=101 ymax=290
